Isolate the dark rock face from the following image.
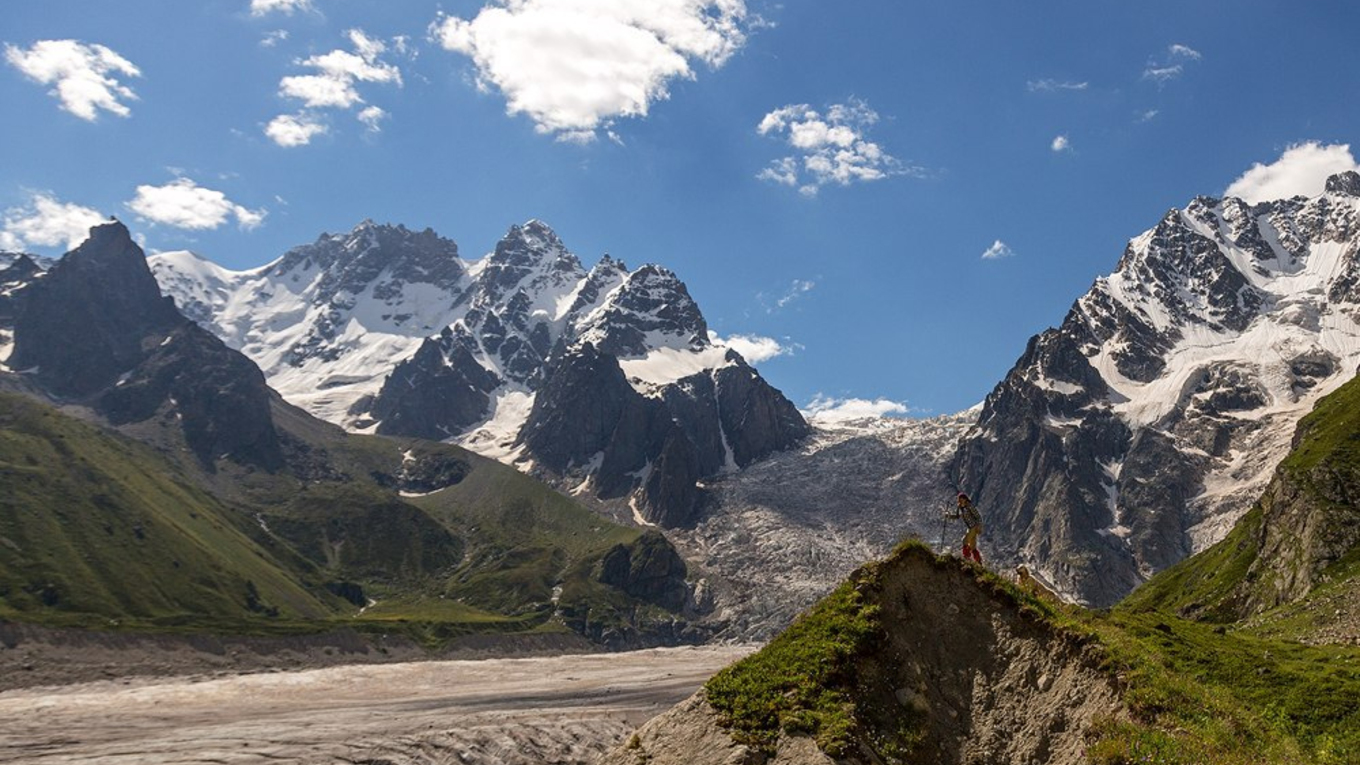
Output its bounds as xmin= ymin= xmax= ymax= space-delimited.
xmin=598 ymin=530 xmax=690 ymax=611
xmin=11 ymin=223 xmax=181 ymax=397
xmin=99 ymin=324 xmax=284 ymax=471
xmin=518 ymin=345 xmax=809 ymax=528
xmin=10 ymin=221 xmax=283 ymax=471
xmin=953 ymin=174 xmax=1360 ymax=606
xmin=371 ymin=328 xmax=501 ymax=440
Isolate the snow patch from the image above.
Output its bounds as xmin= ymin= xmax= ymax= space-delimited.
xmin=618 ymin=345 xmax=732 ymax=388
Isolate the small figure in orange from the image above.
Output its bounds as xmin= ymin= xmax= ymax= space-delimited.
xmin=953 ymin=492 xmax=984 ymax=564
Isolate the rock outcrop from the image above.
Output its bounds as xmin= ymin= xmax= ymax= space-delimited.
xmin=602 ymin=543 xmax=1126 ymax=765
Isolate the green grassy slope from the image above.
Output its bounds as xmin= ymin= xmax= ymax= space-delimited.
xmin=0 ymin=392 xmax=340 ymax=626
xmin=1 ymin=390 xmax=686 ymax=645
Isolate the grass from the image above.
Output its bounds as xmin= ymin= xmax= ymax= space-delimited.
xmin=1082 ymin=609 xmax=1360 ymax=764
xmin=0 ymin=392 xmax=340 ymax=623
xmin=704 ymin=571 xmax=883 ymax=756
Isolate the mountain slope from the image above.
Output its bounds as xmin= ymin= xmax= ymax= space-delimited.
xmin=0 ymin=390 xmax=339 ymax=624
xmin=149 ymin=220 xmax=809 ymax=526
xmin=954 ymin=171 xmax=1360 ymax=606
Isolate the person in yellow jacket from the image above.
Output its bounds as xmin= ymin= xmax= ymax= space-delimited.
xmin=953 ymin=492 xmax=983 ymax=564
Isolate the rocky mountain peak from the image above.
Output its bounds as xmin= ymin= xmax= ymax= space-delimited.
xmin=10 ymin=221 xmax=181 ymax=396
xmin=575 ymin=264 xmax=709 ymax=357
xmin=956 ymin=179 xmax=1360 ymax=607
xmin=1325 ymin=170 xmax=1360 ymax=197
xmin=0 ymin=253 xmax=43 ymax=283
xmin=273 ymin=220 xmax=464 ymax=297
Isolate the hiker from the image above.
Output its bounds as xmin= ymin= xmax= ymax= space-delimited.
xmin=952 ymin=492 xmax=984 ymax=564
xmin=1016 ymin=565 xmax=1058 ymax=602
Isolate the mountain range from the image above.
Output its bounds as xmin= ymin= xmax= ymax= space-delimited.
xmin=148 ymin=220 xmax=808 ymax=528
xmin=6 ymin=171 xmax=1360 ymax=645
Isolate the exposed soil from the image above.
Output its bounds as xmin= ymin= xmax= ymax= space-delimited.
xmin=0 ymin=644 xmax=753 ymax=764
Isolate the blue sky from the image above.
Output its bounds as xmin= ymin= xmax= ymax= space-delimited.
xmin=4 ymin=1 xmax=1360 ymax=417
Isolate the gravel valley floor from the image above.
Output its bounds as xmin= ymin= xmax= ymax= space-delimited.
xmin=0 ymin=645 xmax=753 ymax=765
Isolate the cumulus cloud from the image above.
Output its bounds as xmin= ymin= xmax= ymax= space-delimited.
xmin=4 ymin=39 xmax=141 ymax=120
xmin=430 ymin=0 xmax=751 ymax=140
xmin=1050 ymin=134 xmax=1070 ymax=153
xmin=982 ymin=240 xmax=1015 ymax=260
xmin=1 ymin=192 xmax=106 ymax=251
xmin=708 ymin=331 xmax=791 ymax=364
xmin=1224 ymin=142 xmax=1360 ymax=204
xmin=1143 ymin=43 xmax=1201 ymax=84
xmin=1026 ymin=79 xmax=1088 ymax=93
xmin=268 ymin=29 xmax=401 ymax=146
xmin=265 ymin=113 xmax=328 ymax=146
xmin=250 ymin=0 xmax=314 ymax=17
xmin=757 ymin=99 xmax=915 ymax=196
xmin=804 ymin=394 xmax=910 ymax=423
xmin=127 ymin=178 xmax=266 ymax=231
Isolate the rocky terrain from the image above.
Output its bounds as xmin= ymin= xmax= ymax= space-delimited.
xmin=955 ymin=171 xmax=1360 ymax=606
xmin=677 ymin=410 xmax=976 ymax=640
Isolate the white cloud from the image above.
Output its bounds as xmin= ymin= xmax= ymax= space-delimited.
xmin=1224 ymin=142 xmax=1360 ymax=204
xmin=250 ymin=0 xmax=314 ymax=17
xmin=1142 ymin=65 xmax=1183 ymax=83
xmin=265 ymin=113 xmax=327 ymax=146
xmin=1 ymin=192 xmax=106 ymax=251
xmin=1137 ymin=109 xmax=1160 ymax=123
xmin=1026 ymin=79 xmax=1088 ymax=93
xmin=260 ymin=30 xmax=290 ymax=48
xmin=757 ymin=278 xmax=815 ymax=312
xmin=708 ymin=331 xmax=791 ymax=364
xmin=430 ymin=0 xmax=751 ymax=139
xmin=804 ymin=394 xmax=910 ymax=423
xmin=1050 ymin=134 xmax=1070 ymax=153
xmin=357 ymin=105 xmax=387 ymax=132
xmin=4 ymin=39 xmax=141 ymax=121
xmin=1168 ymin=44 xmax=1202 ymax=61
xmin=1143 ymin=44 xmax=1201 ymax=84
xmin=127 ymin=178 xmax=266 ymax=231
xmin=267 ymin=29 xmax=401 ymax=146
xmin=757 ymin=99 xmax=914 ymax=196
xmin=982 ymin=240 xmax=1015 ymax=260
